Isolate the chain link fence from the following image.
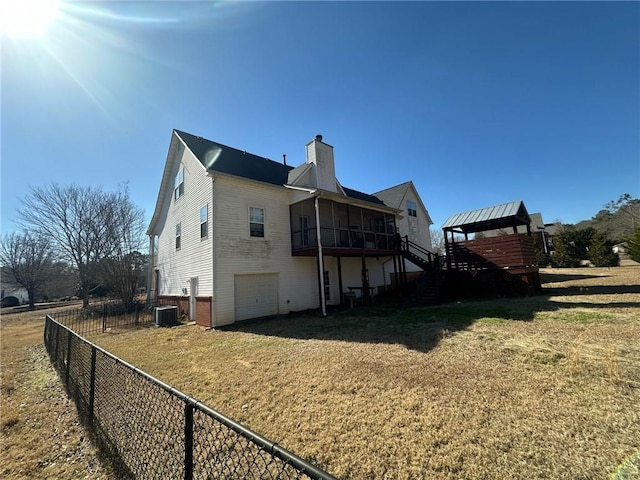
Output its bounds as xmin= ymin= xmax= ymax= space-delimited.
xmin=53 ymin=298 xmax=179 ymax=337
xmin=44 ymin=316 xmax=337 ymax=480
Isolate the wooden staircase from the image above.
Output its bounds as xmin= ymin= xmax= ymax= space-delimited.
xmin=418 ymin=280 xmax=440 ymax=305
xmin=401 ymin=249 xmax=434 ymax=272
xmin=398 ymin=236 xmax=444 ymax=305
xmin=399 ymin=236 xmax=441 ymax=272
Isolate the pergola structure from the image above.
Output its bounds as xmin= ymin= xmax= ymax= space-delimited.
xmin=441 ymin=201 xmax=540 ymax=293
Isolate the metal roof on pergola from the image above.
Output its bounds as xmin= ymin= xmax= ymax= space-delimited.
xmin=442 ymin=200 xmax=531 ymax=235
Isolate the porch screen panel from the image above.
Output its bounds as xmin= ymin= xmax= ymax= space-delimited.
xmin=362 ymin=209 xmax=377 ymax=232
xmin=387 ymin=214 xmax=398 ymax=249
xmin=349 ymin=206 xmax=364 ymax=248
xmin=361 ymin=210 xmax=378 ymax=248
xmin=333 ymin=203 xmax=350 ymax=247
xmin=290 ymin=199 xmax=316 ymax=250
xmin=375 ymin=214 xmax=388 ymax=249
xmin=318 ymin=199 xmax=336 ymax=247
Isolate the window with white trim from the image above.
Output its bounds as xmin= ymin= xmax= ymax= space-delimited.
xmin=174 ymin=168 xmax=184 ymax=200
xmin=249 ymin=207 xmax=265 ymax=238
xmin=176 ymin=222 xmax=181 ymax=249
xmin=200 ymin=205 xmax=208 ymax=239
xmin=407 ymin=200 xmax=417 ymax=217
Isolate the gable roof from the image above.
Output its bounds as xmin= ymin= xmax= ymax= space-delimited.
xmin=373 ymin=181 xmax=411 ymax=209
xmin=176 ymin=129 xmax=384 ymax=204
xmin=373 ymin=181 xmax=433 ymax=224
xmin=175 ymin=130 xmax=293 ymax=186
xmin=148 ymin=130 xmax=394 ymax=235
xmin=287 ymin=163 xmax=313 ymax=186
xmin=442 ymin=200 xmax=531 ymax=234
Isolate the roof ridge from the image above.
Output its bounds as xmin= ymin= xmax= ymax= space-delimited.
xmin=372 ymin=180 xmax=411 ymax=195
xmin=175 ymin=129 xmax=292 ymax=170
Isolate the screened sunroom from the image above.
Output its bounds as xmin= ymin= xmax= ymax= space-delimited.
xmin=290 ymin=197 xmax=399 ymax=257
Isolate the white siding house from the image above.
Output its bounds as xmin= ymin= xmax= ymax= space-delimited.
xmin=147 ymin=131 xmax=436 ymax=327
xmin=374 ymin=182 xmax=434 ymax=275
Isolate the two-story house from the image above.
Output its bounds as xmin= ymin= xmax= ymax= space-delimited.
xmin=147 ymin=130 xmax=434 ymax=327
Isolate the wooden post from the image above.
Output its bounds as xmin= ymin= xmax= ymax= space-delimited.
xmin=337 ymin=257 xmax=344 ymax=306
xmin=392 ymin=254 xmax=398 ymax=290
xmin=445 ymin=230 xmax=451 ymax=270
xmin=361 ymin=254 xmax=369 ymax=304
xmin=88 ymin=347 xmax=96 ymax=424
xmin=314 ymin=197 xmax=326 ymax=316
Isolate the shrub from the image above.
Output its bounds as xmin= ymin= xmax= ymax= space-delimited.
xmin=535 ymin=250 xmax=551 ymax=267
xmin=550 ymin=230 xmax=582 ymax=268
xmin=588 ymin=232 xmax=620 ymax=267
xmin=534 ymin=233 xmax=551 ymax=267
xmin=627 ymin=227 xmax=640 ymax=263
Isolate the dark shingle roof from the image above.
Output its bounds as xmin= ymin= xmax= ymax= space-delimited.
xmin=442 ymin=201 xmax=531 ymax=234
xmin=175 ymin=129 xmax=383 ymax=205
xmin=343 ymin=187 xmax=385 ymax=205
xmin=175 ymin=130 xmax=293 ymax=186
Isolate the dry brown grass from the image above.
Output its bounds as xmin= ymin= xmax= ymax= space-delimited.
xmin=2 ymin=267 xmax=639 ymax=479
xmin=0 ymin=305 xmax=115 ymax=480
xmin=84 ymin=266 xmax=640 ymax=479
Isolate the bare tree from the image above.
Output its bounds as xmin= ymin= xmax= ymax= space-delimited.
xmin=99 ymin=185 xmax=147 ymax=310
xmin=0 ymin=232 xmax=54 ymax=308
xmin=43 ymin=262 xmax=79 ymax=300
xmin=430 ymin=227 xmax=445 ymax=255
xmin=19 ymin=184 xmax=118 ymax=308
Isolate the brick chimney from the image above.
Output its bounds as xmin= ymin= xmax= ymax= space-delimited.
xmin=305 ymin=134 xmax=337 ymax=192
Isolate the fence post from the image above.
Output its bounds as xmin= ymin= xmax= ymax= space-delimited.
xmin=44 ymin=316 xmax=49 ymax=352
xmin=184 ymin=402 xmax=194 ymax=480
xmin=102 ymin=304 xmax=107 ymax=333
xmin=65 ymin=330 xmax=72 ymax=392
xmin=135 ymin=302 xmax=139 ymax=326
xmin=54 ymin=321 xmax=60 ymax=363
xmin=88 ymin=346 xmax=97 ymax=424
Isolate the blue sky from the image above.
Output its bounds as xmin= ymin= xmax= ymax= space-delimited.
xmin=2 ymin=1 xmax=639 ymax=237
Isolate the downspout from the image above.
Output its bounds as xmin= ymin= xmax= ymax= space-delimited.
xmin=314 ymin=196 xmax=327 ymax=316
xmin=210 ymin=174 xmax=216 ymax=328
xmin=146 ymin=235 xmax=155 ymax=303
xmin=380 ymin=256 xmax=394 ymax=290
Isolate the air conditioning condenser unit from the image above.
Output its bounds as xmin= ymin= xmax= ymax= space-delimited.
xmin=155 ymin=305 xmax=178 ymax=327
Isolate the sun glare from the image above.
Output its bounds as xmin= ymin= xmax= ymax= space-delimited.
xmin=0 ymin=0 xmax=60 ymax=38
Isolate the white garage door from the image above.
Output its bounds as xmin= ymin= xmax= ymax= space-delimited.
xmin=234 ymin=274 xmax=279 ymax=321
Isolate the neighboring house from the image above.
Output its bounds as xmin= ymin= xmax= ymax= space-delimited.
xmin=613 ymin=243 xmax=626 ymax=254
xmin=147 ymin=130 xmax=434 ymax=327
xmin=1 ymin=285 xmax=28 ymax=304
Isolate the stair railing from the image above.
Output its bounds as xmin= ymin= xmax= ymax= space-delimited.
xmin=399 ymin=235 xmax=442 ymax=271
